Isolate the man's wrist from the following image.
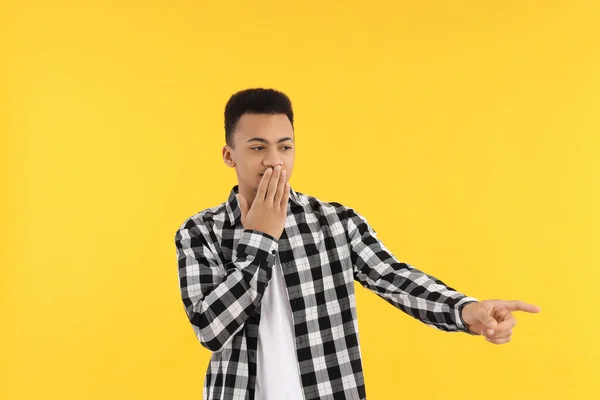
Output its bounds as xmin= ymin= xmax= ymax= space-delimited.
xmin=457 ymin=298 xmax=479 ymax=334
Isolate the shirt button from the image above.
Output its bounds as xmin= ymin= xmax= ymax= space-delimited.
xmin=271 ymin=250 xmax=276 ymax=255
xmin=249 ymin=350 xmax=255 ymax=358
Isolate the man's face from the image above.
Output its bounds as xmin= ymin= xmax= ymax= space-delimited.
xmin=223 ymin=113 xmax=295 ymax=196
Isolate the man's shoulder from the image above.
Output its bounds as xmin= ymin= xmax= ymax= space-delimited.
xmin=294 ymin=190 xmax=356 ymax=219
xmin=175 ymin=201 xmax=228 ymax=233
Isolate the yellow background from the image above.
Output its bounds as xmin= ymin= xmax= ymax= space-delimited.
xmin=2 ymin=1 xmax=599 ymax=399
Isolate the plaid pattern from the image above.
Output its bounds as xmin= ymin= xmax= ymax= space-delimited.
xmin=175 ymin=185 xmax=478 ymax=400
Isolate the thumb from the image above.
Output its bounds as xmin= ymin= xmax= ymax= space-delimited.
xmin=476 ymin=309 xmax=498 ymax=335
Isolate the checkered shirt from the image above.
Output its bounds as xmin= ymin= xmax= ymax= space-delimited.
xmin=174 ymin=185 xmax=478 ymax=399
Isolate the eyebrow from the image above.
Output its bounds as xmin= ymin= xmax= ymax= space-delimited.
xmin=246 ymin=137 xmax=294 ymax=144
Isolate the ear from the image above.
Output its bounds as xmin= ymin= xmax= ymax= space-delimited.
xmin=222 ymin=145 xmax=236 ymax=168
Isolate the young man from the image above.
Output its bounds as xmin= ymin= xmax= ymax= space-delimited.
xmin=174 ymin=88 xmax=540 ymax=400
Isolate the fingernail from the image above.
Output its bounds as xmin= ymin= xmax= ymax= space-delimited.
xmin=488 ymin=329 xmax=495 ymax=336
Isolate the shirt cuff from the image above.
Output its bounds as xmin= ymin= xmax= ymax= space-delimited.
xmin=236 ymin=229 xmax=279 ymax=264
xmin=455 ymin=297 xmax=480 ymax=334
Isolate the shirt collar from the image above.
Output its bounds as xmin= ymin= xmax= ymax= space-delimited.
xmin=225 ymin=184 xmax=303 ymax=226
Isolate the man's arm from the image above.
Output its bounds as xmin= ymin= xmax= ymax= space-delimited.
xmin=175 ymin=223 xmax=278 ymax=352
xmin=344 ymin=207 xmax=478 ymax=333
xmin=176 ymin=167 xmax=290 ymax=352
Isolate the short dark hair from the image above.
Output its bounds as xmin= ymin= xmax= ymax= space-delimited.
xmin=224 ymin=88 xmax=294 ymax=147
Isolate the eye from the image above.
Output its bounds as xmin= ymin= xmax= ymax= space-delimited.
xmin=282 ymin=146 xmax=293 ymax=150
xmin=251 ymin=146 xmax=264 ymax=151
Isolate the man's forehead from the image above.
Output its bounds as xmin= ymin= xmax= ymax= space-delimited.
xmin=235 ymin=114 xmax=294 ymax=141
xmin=237 ymin=113 xmax=292 ymax=128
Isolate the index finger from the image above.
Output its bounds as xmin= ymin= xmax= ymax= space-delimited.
xmin=503 ymin=301 xmax=541 ymax=313
xmin=255 ymin=168 xmax=272 ymax=203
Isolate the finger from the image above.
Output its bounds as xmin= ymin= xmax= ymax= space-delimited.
xmin=495 ymin=312 xmax=517 ymax=332
xmin=255 ymin=168 xmax=272 ymax=203
xmin=274 ymin=169 xmax=287 ymax=207
xmin=502 ymin=301 xmax=541 ymax=313
xmin=265 ymin=166 xmax=281 ymax=203
xmin=476 ymin=310 xmax=498 ymax=332
xmin=281 ymin=182 xmax=290 ymax=210
xmin=488 ymin=329 xmax=512 ymax=339
xmin=486 ymin=336 xmax=511 ymax=345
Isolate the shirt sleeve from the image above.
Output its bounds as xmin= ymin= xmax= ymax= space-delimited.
xmin=345 ymin=207 xmax=479 ymax=333
xmin=175 ymin=222 xmax=279 ymax=352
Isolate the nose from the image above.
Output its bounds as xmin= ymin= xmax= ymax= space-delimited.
xmin=262 ymin=149 xmax=284 ymax=168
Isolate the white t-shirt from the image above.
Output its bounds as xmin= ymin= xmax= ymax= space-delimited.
xmin=255 ymin=252 xmax=305 ymax=400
